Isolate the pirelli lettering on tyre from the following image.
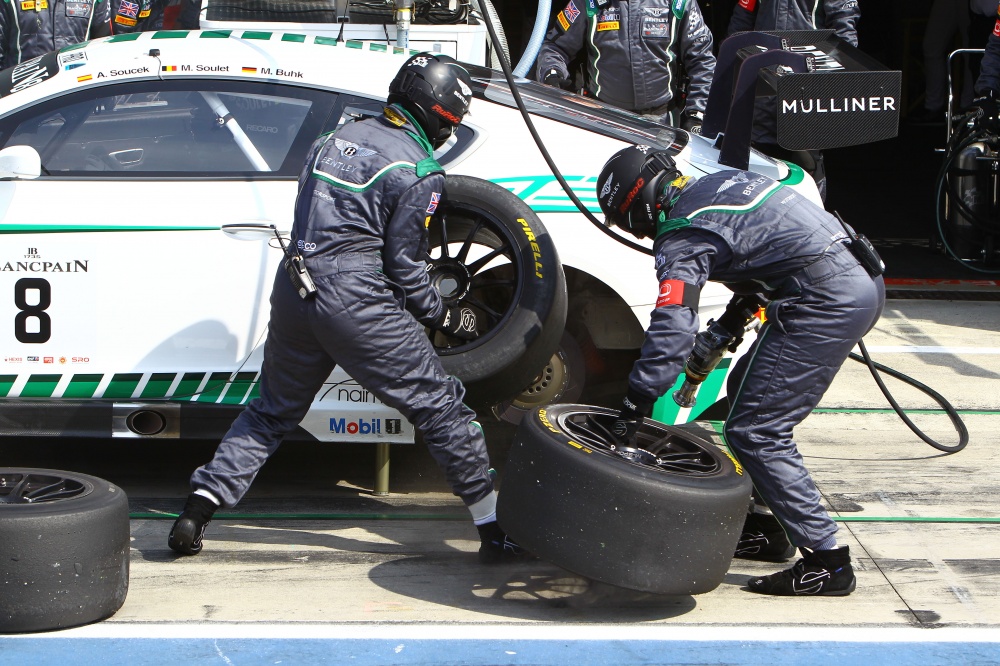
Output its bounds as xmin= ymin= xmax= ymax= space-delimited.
xmin=721 ymin=447 xmax=743 ymax=475
xmin=517 ymin=218 xmax=543 ymax=279
xmin=538 ymin=408 xmax=560 ymax=434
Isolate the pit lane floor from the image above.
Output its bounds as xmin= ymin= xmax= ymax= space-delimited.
xmin=2 ymin=298 xmax=999 ymax=664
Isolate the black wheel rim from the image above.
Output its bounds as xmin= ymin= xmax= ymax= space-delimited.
xmin=557 ymin=410 xmax=722 ymax=476
xmin=0 ymin=472 xmax=90 ymax=504
xmin=426 ymin=200 xmax=524 ymax=354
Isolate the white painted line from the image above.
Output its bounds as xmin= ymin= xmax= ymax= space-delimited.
xmin=10 ymin=623 xmax=1000 ymax=643
xmin=861 ymin=346 xmax=1000 ymax=354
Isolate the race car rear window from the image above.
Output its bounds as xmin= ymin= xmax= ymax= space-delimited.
xmin=464 ymin=64 xmax=681 ymax=150
xmin=0 ymin=80 xmax=334 ymax=176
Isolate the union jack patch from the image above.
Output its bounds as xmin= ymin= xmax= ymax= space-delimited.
xmin=426 ymin=192 xmax=441 ymax=214
xmin=118 ymin=0 xmax=139 ymax=18
xmin=563 ymin=1 xmax=580 ymax=23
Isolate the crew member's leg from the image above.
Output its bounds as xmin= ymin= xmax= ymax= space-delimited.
xmin=316 ymin=271 xmax=493 ymax=507
xmin=312 ymin=271 xmax=524 ymax=562
xmin=169 ymin=273 xmax=335 ymax=555
xmin=724 ymin=268 xmax=883 ymax=594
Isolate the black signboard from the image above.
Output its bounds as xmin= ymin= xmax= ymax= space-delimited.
xmin=703 ymin=31 xmax=901 ymax=169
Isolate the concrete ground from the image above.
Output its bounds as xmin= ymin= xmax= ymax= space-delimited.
xmin=2 ymin=297 xmax=999 ymax=663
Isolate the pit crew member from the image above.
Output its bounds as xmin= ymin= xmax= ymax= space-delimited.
xmin=0 ymin=0 xmax=111 ymax=69
xmin=727 ymin=0 xmax=861 ymax=200
xmin=597 ymin=145 xmax=885 ymax=596
xmin=535 ymin=0 xmax=716 ymax=132
xmin=110 ymin=0 xmax=164 ymax=32
xmin=169 ymin=53 xmax=524 ymax=565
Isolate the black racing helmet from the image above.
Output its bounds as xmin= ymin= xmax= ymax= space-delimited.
xmin=597 ymin=145 xmax=683 ymax=239
xmin=388 ymin=52 xmax=473 ymax=149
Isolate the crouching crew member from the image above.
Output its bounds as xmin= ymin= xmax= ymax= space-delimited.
xmin=597 ymin=145 xmax=884 ymax=596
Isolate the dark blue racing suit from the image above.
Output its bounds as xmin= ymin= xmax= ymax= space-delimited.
xmin=727 ymin=0 xmax=860 ymax=200
xmin=535 ymin=0 xmax=716 ymax=121
xmin=630 ymin=170 xmax=884 ymax=549
xmin=976 ymin=2 xmax=1000 ymax=96
xmin=190 ymin=105 xmax=495 ymax=511
xmin=109 ymin=0 xmax=163 ymax=32
xmin=0 ymin=0 xmax=110 ymax=69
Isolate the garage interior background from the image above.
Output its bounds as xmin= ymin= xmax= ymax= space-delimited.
xmin=491 ymin=0 xmax=995 ymax=280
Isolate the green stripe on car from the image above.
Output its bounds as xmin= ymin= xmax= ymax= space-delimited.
xmin=197 ymin=372 xmax=233 ymax=403
xmin=104 ymin=373 xmax=143 ymax=399
xmin=64 ymin=374 xmax=103 ymax=398
xmin=220 ymin=372 xmax=258 ymax=404
xmin=141 ymin=373 xmax=177 ymax=399
xmin=22 ymin=374 xmax=61 ymax=398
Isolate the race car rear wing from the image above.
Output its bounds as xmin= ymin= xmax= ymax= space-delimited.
xmin=702 ymin=30 xmax=902 ymax=171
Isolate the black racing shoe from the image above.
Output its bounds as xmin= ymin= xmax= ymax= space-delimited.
xmin=734 ymin=512 xmax=796 ymax=562
xmin=735 ymin=531 xmax=797 ymax=562
xmin=477 ymin=521 xmax=530 ymax=564
xmin=167 ymin=493 xmax=218 ymax=556
xmin=747 ymin=546 xmax=856 ymax=596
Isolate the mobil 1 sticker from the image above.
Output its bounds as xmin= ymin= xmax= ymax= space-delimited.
xmin=0 ymin=52 xmax=60 ymax=97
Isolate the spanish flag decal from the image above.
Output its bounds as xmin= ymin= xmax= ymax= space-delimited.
xmin=77 ymin=74 xmax=92 ymax=82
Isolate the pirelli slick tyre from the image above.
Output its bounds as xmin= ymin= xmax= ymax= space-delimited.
xmin=0 ymin=468 xmax=130 ymax=633
xmin=428 ymin=175 xmax=567 ymax=408
xmin=497 ymin=405 xmax=752 ymax=595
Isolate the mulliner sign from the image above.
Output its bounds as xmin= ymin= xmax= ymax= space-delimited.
xmin=775 ymin=69 xmax=901 ymax=150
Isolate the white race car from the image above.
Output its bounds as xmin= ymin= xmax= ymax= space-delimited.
xmin=0 ymin=30 xmax=821 ymax=446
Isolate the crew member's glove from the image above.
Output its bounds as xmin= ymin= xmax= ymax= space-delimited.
xmin=971 ymin=90 xmax=999 ymax=130
xmin=543 ymin=68 xmax=574 ymax=91
xmin=433 ymin=305 xmax=479 ymax=341
xmin=609 ymin=390 xmax=654 ymax=446
xmin=679 ymin=110 xmax=704 ymax=135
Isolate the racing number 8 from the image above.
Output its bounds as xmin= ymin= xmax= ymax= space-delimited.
xmin=14 ymin=277 xmax=51 ymax=343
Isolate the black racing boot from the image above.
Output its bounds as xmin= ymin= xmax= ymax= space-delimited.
xmin=734 ymin=511 xmax=797 ymax=562
xmin=477 ymin=521 xmax=530 ymax=564
xmin=747 ymin=545 xmax=856 ymax=596
xmin=168 ymin=493 xmax=218 ymax=556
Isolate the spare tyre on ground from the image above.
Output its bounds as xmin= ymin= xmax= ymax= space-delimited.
xmin=497 ymin=405 xmax=752 ymax=595
xmin=426 ymin=175 xmax=567 ymax=410
xmin=0 ymin=468 xmax=130 ymax=633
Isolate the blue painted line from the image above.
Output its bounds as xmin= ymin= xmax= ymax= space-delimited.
xmin=2 ymin=638 xmax=999 ymax=665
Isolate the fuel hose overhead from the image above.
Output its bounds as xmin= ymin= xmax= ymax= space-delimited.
xmin=474 ymin=7 xmax=968 ymax=455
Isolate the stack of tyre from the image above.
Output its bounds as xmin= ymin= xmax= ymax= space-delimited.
xmin=1 ymin=469 xmax=130 ymax=633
